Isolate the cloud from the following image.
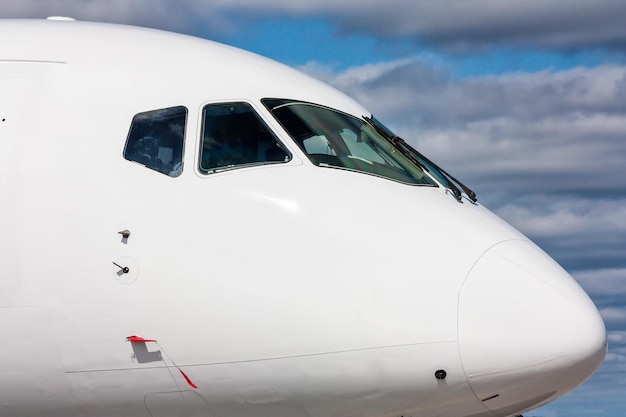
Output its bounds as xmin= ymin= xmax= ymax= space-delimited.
xmin=237 ymin=0 xmax=626 ymax=51
xmin=573 ymin=269 xmax=626 ymax=298
xmin=602 ymin=333 xmax=626 ymax=384
xmin=5 ymin=0 xmax=626 ymax=52
xmin=0 ymin=0 xmax=235 ymax=35
xmin=601 ymin=307 xmax=626 ymax=323
xmin=608 ymin=330 xmax=626 ymax=345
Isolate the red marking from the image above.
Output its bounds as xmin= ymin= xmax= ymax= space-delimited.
xmin=125 ymin=335 xmax=198 ymax=388
xmin=127 ymin=335 xmax=157 ymax=343
xmin=178 ymin=368 xmax=198 ymax=389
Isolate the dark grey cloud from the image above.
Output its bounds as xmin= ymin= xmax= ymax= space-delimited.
xmin=0 ymin=0 xmax=233 ymax=35
xmin=272 ymin=0 xmax=626 ymax=52
xmin=5 ymin=0 xmax=626 ymax=52
xmin=330 ymin=0 xmax=626 ymax=52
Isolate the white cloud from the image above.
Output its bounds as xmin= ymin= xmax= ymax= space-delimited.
xmin=600 ymin=307 xmax=626 ymax=322
xmin=495 ymin=200 xmax=626 ymax=240
xmin=574 ymin=269 xmax=626 ymax=297
xmin=607 ymin=331 xmax=626 ymax=344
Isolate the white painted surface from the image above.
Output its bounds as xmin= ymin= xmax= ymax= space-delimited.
xmin=0 ymin=19 xmax=606 ymax=417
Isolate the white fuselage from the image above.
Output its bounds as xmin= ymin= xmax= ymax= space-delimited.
xmin=0 ymin=19 xmax=606 ymax=417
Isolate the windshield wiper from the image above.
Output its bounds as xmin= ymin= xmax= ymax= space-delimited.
xmin=364 ymin=116 xmax=477 ymax=203
xmin=405 ymin=139 xmax=476 ymax=203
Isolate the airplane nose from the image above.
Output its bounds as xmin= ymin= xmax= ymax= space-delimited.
xmin=458 ymin=240 xmax=607 ymax=416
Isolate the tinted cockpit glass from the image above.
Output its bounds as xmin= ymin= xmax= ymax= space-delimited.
xmin=263 ymin=99 xmax=435 ymax=186
xmin=124 ymin=106 xmax=187 ymax=177
xmin=199 ymin=102 xmax=291 ymax=173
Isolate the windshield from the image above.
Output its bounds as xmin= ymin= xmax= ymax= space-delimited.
xmin=263 ymin=99 xmax=436 ymax=186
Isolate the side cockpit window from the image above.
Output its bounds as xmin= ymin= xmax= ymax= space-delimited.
xmin=124 ymin=106 xmax=187 ymax=177
xmin=199 ymin=102 xmax=290 ymax=174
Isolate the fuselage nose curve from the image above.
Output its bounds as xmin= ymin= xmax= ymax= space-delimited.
xmin=457 ymin=239 xmax=606 ymax=416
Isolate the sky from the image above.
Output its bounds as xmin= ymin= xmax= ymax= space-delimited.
xmin=4 ymin=1 xmax=626 ymax=416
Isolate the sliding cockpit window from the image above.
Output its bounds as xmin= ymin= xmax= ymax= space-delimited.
xmin=123 ymin=106 xmax=187 ymax=177
xmin=263 ymin=99 xmax=436 ymax=186
xmin=199 ymin=102 xmax=291 ymax=174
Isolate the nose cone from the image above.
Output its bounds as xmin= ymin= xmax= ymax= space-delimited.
xmin=458 ymin=240 xmax=606 ymax=416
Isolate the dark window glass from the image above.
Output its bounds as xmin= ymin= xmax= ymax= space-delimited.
xmin=199 ymin=102 xmax=290 ymax=173
xmin=124 ymin=106 xmax=187 ymax=177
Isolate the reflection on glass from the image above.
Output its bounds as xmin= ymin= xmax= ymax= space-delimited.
xmin=200 ymin=102 xmax=290 ymax=173
xmin=263 ymin=99 xmax=436 ymax=186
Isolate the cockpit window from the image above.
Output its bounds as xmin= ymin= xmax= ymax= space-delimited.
xmin=263 ymin=99 xmax=436 ymax=186
xmin=199 ymin=102 xmax=291 ymax=174
xmin=124 ymin=106 xmax=187 ymax=177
